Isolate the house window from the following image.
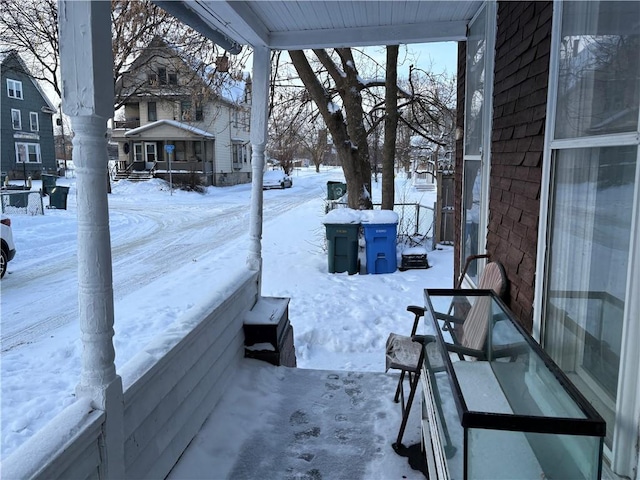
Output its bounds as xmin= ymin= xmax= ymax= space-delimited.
xmin=158 ymin=67 xmax=167 ymax=85
xmin=232 ymin=142 xmax=246 ymax=168
xmin=195 ymin=102 xmax=203 ymax=121
xmin=173 ymin=141 xmax=186 ymax=161
xmin=148 ymin=73 xmax=158 ymax=86
xmin=461 ymin=3 xmax=495 ymax=283
xmin=15 ymin=142 xmax=41 ymax=163
xmin=148 ymin=102 xmax=157 ymax=122
xmin=7 ymin=79 xmax=23 ymax=99
xmin=11 ymin=109 xmax=21 ymax=130
xmin=243 ymin=111 xmax=250 ymax=131
xmin=181 ymin=101 xmax=192 ymax=121
xmin=194 ymin=141 xmax=203 ymax=160
xmin=30 ymin=112 xmax=39 ymax=131
xmin=539 ymin=1 xmax=640 ymax=469
xmin=168 ymin=73 xmax=178 ymax=85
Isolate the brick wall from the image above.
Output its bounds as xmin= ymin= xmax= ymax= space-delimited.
xmin=487 ymin=1 xmax=552 ymax=331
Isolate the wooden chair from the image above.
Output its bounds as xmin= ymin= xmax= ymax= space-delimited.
xmin=386 ymin=255 xmax=508 ymax=449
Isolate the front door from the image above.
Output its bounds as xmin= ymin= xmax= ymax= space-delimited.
xmin=144 ymin=142 xmax=157 ymax=170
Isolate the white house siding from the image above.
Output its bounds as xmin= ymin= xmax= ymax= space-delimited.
xmin=201 ymin=102 xmax=251 ymax=185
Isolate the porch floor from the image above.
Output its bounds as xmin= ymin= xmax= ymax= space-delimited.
xmin=167 ymin=359 xmax=425 ymax=479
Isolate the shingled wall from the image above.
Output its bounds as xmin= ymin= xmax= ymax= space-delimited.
xmin=487 ymin=1 xmax=552 ymax=331
xmin=455 ymin=1 xmax=552 ymax=332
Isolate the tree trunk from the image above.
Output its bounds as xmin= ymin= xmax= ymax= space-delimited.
xmin=382 ymin=45 xmax=398 ymax=210
xmin=289 ymin=49 xmax=372 ymax=209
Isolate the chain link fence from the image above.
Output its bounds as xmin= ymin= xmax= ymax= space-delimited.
xmin=326 ymin=199 xmax=435 ymax=249
xmin=1 ymin=191 xmax=45 ymax=215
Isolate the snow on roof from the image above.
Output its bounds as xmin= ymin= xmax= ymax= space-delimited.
xmin=125 ymin=119 xmax=215 ymax=138
xmin=159 ymin=38 xmax=247 ymax=105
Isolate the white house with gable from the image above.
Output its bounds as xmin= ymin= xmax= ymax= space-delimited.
xmin=111 ymin=36 xmax=252 ymax=187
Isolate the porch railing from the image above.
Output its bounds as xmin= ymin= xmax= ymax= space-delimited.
xmin=0 ymin=270 xmax=260 ymax=479
xmin=113 ymin=119 xmax=141 ymax=129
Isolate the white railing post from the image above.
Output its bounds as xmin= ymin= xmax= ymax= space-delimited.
xmin=58 ymin=1 xmax=124 ymax=478
xmin=247 ymin=46 xmax=271 ymax=293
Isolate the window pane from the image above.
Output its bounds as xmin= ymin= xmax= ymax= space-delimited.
xmin=148 ymin=102 xmax=157 ymax=122
xmin=462 ymin=160 xmax=482 ymax=282
xmin=464 ymin=7 xmax=486 ymax=156
xmin=12 ymin=109 xmax=21 ymax=129
xmin=30 ymin=112 xmax=39 ymax=131
xmin=544 ymin=146 xmax=635 ymax=448
xmin=555 ymin=1 xmax=640 ymax=138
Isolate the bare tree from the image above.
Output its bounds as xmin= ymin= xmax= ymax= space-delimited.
xmin=1 ymin=0 xmax=250 ymax=111
xmin=290 ymin=49 xmax=384 ymax=210
xmin=300 ymin=127 xmax=329 ymax=173
xmin=0 ymin=0 xmax=60 ymax=97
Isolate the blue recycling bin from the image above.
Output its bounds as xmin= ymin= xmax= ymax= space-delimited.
xmin=363 ymin=223 xmax=397 ymax=274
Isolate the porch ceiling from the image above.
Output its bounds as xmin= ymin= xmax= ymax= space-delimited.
xmin=154 ymin=1 xmax=481 ymax=51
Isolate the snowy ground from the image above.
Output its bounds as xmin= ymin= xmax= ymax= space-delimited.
xmin=0 ymin=167 xmax=453 ymax=464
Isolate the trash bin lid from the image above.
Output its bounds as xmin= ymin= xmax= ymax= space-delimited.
xmin=360 ymin=210 xmax=398 ymax=225
xmin=322 ymin=207 xmax=361 ymax=225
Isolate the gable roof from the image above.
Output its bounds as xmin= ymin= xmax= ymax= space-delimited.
xmin=122 ymin=36 xmax=248 ymax=106
xmin=152 ymin=1 xmax=482 ymax=50
xmin=1 ymin=50 xmax=57 ymax=112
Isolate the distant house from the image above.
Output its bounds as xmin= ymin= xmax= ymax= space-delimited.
xmin=0 ymin=50 xmax=56 ymax=180
xmin=111 ymin=37 xmax=252 ymax=186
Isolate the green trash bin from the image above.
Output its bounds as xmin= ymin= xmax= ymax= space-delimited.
xmin=327 ymin=181 xmax=347 ymax=200
xmin=49 ymin=186 xmax=69 ymax=210
xmin=325 ymin=223 xmax=360 ymax=274
xmin=41 ymin=174 xmax=57 ymax=196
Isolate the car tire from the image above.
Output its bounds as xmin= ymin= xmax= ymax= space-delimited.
xmin=1 ymin=249 xmax=7 ymax=279
xmin=281 ymin=182 xmax=285 ymax=189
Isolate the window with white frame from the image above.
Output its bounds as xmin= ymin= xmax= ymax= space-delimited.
xmin=539 ymin=1 xmax=639 ymax=472
xmin=15 ymin=142 xmax=41 ymax=163
xmin=11 ymin=109 xmax=21 ymax=130
xmin=461 ymin=2 xmax=496 ymax=283
xmin=7 ymin=79 xmax=23 ymax=99
xmin=30 ymin=112 xmax=39 ymax=131
xmin=232 ymin=142 xmax=246 ymax=167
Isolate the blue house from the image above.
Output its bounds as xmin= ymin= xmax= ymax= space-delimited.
xmin=0 ymin=50 xmax=56 ymax=180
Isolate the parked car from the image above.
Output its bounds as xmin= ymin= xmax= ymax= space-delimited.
xmin=1 ymin=215 xmax=16 ymax=279
xmin=263 ymin=170 xmax=293 ymax=190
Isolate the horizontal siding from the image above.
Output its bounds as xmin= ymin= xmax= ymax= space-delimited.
xmin=123 ymin=272 xmax=258 ymax=479
xmin=133 ymin=338 xmax=241 ymax=479
xmin=1 ymin=400 xmax=104 ymax=480
xmin=124 ymin=312 xmax=243 ymax=469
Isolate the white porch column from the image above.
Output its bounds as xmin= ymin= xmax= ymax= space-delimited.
xmin=58 ymin=1 xmax=124 ymax=478
xmin=247 ymin=46 xmax=271 ymax=291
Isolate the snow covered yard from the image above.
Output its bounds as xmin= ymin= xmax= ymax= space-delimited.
xmin=1 ymin=167 xmax=452 ymax=473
